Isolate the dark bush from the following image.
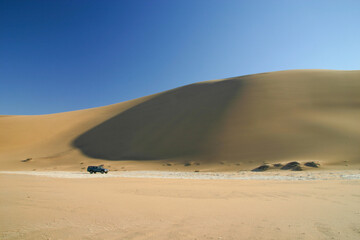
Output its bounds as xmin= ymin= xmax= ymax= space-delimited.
xmin=304 ymin=162 xmax=319 ymax=168
xmin=251 ymin=165 xmax=270 ymax=172
xmin=281 ymin=162 xmax=300 ymax=170
xmin=291 ymin=166 xmax=303 ymax=171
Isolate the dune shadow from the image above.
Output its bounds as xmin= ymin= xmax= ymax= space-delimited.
xmin=72 ymin=79 xmax=244 ymax=160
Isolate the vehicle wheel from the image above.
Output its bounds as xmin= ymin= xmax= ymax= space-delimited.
xmin=90 ymin=172 xmax=93 ymax=174
xmin=105 ymin=172 xmax=108 ymax=174
xmin=101 ymin=171 xmax=104 ymax=174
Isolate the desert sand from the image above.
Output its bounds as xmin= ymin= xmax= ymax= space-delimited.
xmin=1 ymin=69 xmax=360 ymax=171
xmin=1 ymin=69 xmax=360 ymax=239
xmin=1 ymin=173 xmax=360 ymax=240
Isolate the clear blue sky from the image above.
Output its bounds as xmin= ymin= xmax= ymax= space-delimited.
xmin=1 ymin=0 xmax=359 ymax=115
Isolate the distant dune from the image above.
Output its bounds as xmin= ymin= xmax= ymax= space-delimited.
xmin=1 ymin=70 xmax=359 ymax=171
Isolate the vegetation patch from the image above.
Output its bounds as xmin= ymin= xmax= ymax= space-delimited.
xmin=304 ymin=162 xmax=319 ymax=168
xmin=281 ymin=162 xmax=300 ymax=170
xmin=21 ymin=158 xmax=32 ymax=162
xmin=251 ymin=165 xmax=270 ymax=172
xmin=291 ymin=165 xmax=303 ymax=171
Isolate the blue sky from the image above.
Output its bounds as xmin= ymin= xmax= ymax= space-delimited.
xmin=1 ymin=0 xmax=359 ymax=115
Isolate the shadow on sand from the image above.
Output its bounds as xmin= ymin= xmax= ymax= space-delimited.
xmin=72 ymin=79 xmax=244 ymax=160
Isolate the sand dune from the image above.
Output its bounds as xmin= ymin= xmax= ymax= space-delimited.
xmin=1 ymin=69 xmax=360 ymax=171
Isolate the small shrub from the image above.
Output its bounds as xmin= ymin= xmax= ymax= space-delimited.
xmin=281 ymin=162 xmax=300 ymax=170
xmin=252 ymin=165 xmax=270 ymax=172
xmin=291 ymin=166 xmax=303 ymax=171
xmin=304 ymin=162 xmax=319 ymax=168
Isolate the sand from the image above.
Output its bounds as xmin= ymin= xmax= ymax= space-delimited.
xmin=1 ymin=69 xmax=360 ymax=171
xmin=1 ymin=170 xmax=360 ymax=180
xmin=1 ymin=69 xmax=360 ymax=239
xmin=1 ymin=172 xmax=360 ymax=240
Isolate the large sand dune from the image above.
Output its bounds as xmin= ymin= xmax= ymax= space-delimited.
xmin=1 ymin=69 xmax=360 ymax=171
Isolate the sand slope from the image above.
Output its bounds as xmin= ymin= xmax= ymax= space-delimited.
xmin=1 ymin=70 xmax=360 ymax=170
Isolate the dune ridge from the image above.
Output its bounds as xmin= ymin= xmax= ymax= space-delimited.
xmin=1 ymin=69 xmax=360 ymax=171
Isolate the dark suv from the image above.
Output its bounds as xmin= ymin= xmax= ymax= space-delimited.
xmin=87 ymin=166 xmax=109 ymax=174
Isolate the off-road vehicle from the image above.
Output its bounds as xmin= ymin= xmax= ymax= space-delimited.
xmin=87 ymin=166 xmax=109 ymax=174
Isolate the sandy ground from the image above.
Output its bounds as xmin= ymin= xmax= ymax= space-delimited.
xmin=1 ymin=170 xmax=360 ymax=180
xmin=1 ymin=171 xmax=360 ymax=240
